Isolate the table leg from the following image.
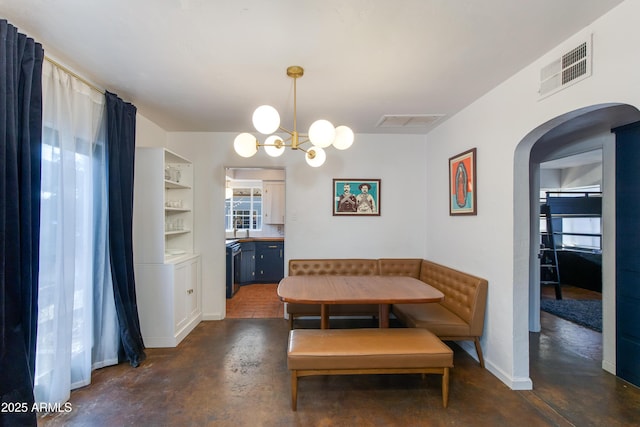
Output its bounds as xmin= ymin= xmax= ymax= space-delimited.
xmin=379 ymin=304 xmax=389 ymax=328
xmin=321 ymin=304 xmax=329 ymax=329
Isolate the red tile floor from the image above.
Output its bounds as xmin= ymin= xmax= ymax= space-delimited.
xmin=225 ymin=283 xmax=284 ymax=318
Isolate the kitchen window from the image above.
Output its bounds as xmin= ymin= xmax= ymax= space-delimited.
xmin=225 ymin=186 xmax=262 ymax=231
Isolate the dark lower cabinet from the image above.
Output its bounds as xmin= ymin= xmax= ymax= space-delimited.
xmin=255 ymin=241 xmax=284 ymax=283
xmin=239 ymin=242 xmax=255 ymax=284
xmin=238 ymin=240 xmax=284 ymax=284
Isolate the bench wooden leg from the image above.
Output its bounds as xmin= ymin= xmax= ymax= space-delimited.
xmin=320 ymin=304 xmax=329 ymax=329
xmin=291 ymin=371 xmax=298 ymax=411
xmin=474 ymin=337 xmax=485 ymax=369
xmin=442 ymin=367 xmax=449 ymax=408
xmin=289 ymin=315 xmax=294 ymax=330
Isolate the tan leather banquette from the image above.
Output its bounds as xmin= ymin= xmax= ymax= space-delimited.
xmin=285 ymin=258 xmax=488 ymax=367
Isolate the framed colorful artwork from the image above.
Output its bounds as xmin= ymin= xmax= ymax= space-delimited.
xmin=333 ymin=179 xmax=381 ymax=216
xmin=449 ymin=148 xmax=477 ymax=215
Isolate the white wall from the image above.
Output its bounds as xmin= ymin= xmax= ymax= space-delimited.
xmin=424 ymin=0 xmax=640 ymax=389
xmin=540 ymin=162 xmax=602 ymax=190
xmin=560 ymin=163 xmax=602 ymax=188
xmin=136 ymin=113 xmax=167 ymax=148
xmin=540 ymin=169 xmax=561 ymax=189
xmin=165 ymin=132 xmax=427 ymax=320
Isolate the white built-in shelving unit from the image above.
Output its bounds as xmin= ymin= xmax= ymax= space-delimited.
xmin=133 ymin=147 xmax=201 ymax=347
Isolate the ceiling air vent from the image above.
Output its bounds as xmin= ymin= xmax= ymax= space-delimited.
xmin=376 ymin=114 xmax=444 ymax=129
xmin=539 ymin=36 xmax=592 ymax=99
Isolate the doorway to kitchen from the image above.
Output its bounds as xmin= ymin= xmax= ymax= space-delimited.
xmin=224 ymin=167 xmax=286 ymax=318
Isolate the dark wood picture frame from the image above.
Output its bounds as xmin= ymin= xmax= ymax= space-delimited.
xmin=449 ymin=148 xmax=477 ymax=215
xmin=333 ymin=179 xmax=381 ymax=216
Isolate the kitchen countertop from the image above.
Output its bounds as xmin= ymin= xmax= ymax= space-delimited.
xmin=225 ymin=237 xmax=284 ymax=243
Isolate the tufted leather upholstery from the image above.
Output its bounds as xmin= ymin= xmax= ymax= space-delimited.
xmin=289 ymin=259 xmax=379 ymax=276
xmin=378 ymin=258 xmax=422 ymax=278
xmin=285 ymin=257 xmax=488 ymax=367
xmin=392 ymin=260 xmax=488 ymax=367
xmin=418 ymin=260 xmax=487 ymax=336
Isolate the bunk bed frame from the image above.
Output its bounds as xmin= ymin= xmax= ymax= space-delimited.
xmin=539 ymin=191 xmax=602 ymax=299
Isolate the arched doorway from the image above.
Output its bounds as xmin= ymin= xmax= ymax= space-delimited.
xmin=513 ymin=103 xmax=640 ymax=383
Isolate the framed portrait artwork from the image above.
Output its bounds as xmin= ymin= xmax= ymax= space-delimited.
xmin=333 ymin=179 xmax=381 ymax=216
xmin=449 ymin=148 xmax=477 ymax=215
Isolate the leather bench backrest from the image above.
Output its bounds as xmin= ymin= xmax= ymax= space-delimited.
xmin=419 ymin=260 xmax=488 ymax=336
xmin=378 ymin=258 xmax=422 ymax=278
xmin=289 ymin=259 xmax=379 ymax=276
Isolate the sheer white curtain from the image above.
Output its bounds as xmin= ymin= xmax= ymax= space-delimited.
xmin=34 ymin=61 xmax=119 ymax=405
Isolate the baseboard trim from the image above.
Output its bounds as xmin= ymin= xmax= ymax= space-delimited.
xmin=203 ymin=312 xmax=224 ymax=321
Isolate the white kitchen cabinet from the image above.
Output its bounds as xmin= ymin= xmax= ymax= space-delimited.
xmin=173 ymin=261 xmax=189 ymax=332
xmin=132 ymin=147 xmax=200 ymax=347
xmin=173 ymin=255 xmax=200 ymax=334
xmin=263 ymin=181 xmax=285 ymax=224
xmin=134 ymin=254 xmax=201 ymax=348
xmin=186 ymin=256 xmax=201 ymax=319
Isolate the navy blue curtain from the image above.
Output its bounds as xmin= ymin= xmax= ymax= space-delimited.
xmin=0 ymin=20 xmax=43 ymax=427
xmin=105 ymin=91 xmax=146 ymax=367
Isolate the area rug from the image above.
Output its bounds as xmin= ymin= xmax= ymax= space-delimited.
xmin=540 ymin=299 xmax=602 ymax=332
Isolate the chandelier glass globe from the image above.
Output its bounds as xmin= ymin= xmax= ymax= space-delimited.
xmin=233 ymin=132 xmax=257 ymax=157
xmin=332 ymin=125 xmax=354 ymax=150
xmin=252 ymin=105 xmax=280 ymax=135
xmin=308 ymin=119 xmax=336 ymax=148
xmin=305 ymin=146 xmax=326 ymax=167
xmin=264 ymin=135 xmax=285 ymax=157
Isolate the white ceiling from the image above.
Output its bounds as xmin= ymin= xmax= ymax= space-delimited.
xmin=0 ymin=0 xmax=625 ymax=134
xmin=540 ymin=150 xmax=602 ymax=170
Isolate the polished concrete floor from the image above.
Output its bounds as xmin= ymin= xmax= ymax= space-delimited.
xmin=37 ymin=286 xmax=640 ymax=426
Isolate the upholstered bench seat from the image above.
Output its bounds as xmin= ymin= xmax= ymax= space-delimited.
xmin=392 ymin=303 xmax=470 ymax=336
xmin=287 ymin=328 xmax=453 ymax=410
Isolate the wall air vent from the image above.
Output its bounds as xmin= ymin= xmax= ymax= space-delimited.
xmin=539 ymin=36 xmax=592 ymax=99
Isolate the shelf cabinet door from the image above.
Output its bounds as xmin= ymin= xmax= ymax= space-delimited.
xmin=263 ymin=182 xmax=285 ymax=224
xmin=239 ymin=242 xmax=255 ymax=284
xmin=186 ymin=256 xmax=200 ymax=318
xmin=174 ymin=256 xmax=201 ymax=335
xmin=173 ymin=262 xmax=189 ymax=332
xmin=255 ymin=242 xmax=284 ymax=282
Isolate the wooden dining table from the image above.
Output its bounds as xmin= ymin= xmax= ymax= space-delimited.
xmin=277 ymin=275 xmax=444 ymax=328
